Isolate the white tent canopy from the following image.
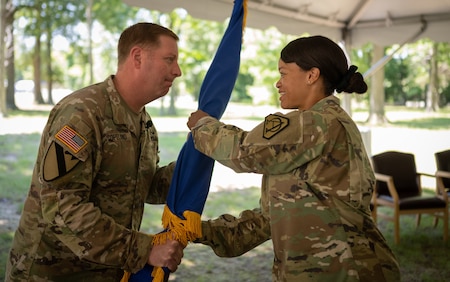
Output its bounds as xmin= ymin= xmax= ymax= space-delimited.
xmin=122 ymin=0 xmax=450 ymax=124
xmin=123 ymin=0 xmax=450 ymax=47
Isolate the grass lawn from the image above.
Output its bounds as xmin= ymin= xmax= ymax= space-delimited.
xmin=1 ymin=105 xmax=449 ymax=281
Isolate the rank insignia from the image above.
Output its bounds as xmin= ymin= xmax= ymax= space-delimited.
xmin=263 ymin=114 xmax=289 ymax=139
xmin=55 ymin=125 xmax=87 ymax=154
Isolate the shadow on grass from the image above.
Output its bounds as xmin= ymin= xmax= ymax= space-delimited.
xmin=0 ymin=188 xmax=448 ymax=282
xmin=375 ymin=207 xmax=449 ymax=282
xmin=0 ymin=232 xmax=15 ymax=279
xmin=8 ymin=109 xmax=50 ymax=117
xmin=171 ymin=240 xmax=273 ymax=282
xmin=388 ymin=117 xmax=450 ymax=130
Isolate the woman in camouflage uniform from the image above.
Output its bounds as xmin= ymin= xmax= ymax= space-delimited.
xmin=188 ymin=36 xmax=400 ymax=281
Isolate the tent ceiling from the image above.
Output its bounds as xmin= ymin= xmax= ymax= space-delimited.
xmin=123 ymin=0 xmax=450 ymax=47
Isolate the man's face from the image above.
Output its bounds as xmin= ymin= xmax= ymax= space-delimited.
xmin=139 ymin=35 xmax=182 ymax=103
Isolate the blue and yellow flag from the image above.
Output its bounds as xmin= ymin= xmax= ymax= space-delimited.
xmin=123 ymin=0 xmax=247 ymax=281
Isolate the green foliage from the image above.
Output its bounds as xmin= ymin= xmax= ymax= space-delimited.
xmin=247 ymin=28 xmax=297 ymax=106
xmin=349 ymin=43 xmax=373 ymax=106
xmin=350 ymin=39 xmax=450 ymax=109
xmin=13 ymin=0 xmax=88 ymax=91
xmin=91 ymin=0 xmax=141 ymax=34
xmin=391 ymin=117 xmax=450 ymax=129
xmin=375 ymin=206 xmax=450 ymax=282
xmin=8 ymin=109 xmax=49 ymax=117
xmin=384 ymin=57 xmax=415 ymax=103
xmin=9 ymin=1 xmax=450 ymax=112
xmin=0 ymin=133 xmax=40 ymax=201
xmin=157 ymin=132 xmax=187 ymax=166
xmin=231 ymin=71 xmax=254 ymax=103
xmin=440 ymin=84 xmax=450 ymax=106
xmin=0 ymin=232 xmax=15 ymax=278
xmin=350 ymin=43 xmax=373 ymax=75
xmin=382 ymin=40 xmax=439 ymax=105
xmin=177 ymin=15 xmax=224 ymax=101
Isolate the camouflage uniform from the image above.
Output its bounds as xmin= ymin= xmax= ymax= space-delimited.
xmin=192 ymin=95 xmax=400 ymax=281
xmin=6 ymin=76 xmax=175 ymax=281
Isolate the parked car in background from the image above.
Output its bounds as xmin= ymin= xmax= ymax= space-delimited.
xmin=14 ymin=80 xmax=34 ymax=93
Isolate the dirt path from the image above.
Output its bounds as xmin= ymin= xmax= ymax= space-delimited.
xmin=0 ymin=199 xmax=21 ymax=232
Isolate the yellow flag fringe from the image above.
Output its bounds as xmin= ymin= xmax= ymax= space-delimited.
xmin=150 ymin=266 xmax=165 ymax=282
xmin=121 ymin=206 xmax=202 ymax=282
xmin=149 ymin=205 xmax=202 ymax=281
xmin=152 ymin=205 xmax=202 ymax=246
xmin=121 ymin=271 xmax=131 ymax=282
xmin=243 ymin=0 xmax=248 ymax=30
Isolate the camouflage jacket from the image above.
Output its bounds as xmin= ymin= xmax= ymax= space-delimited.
xmin=192 ymin=95 xmax=400 ymax=281
xmin=6 ymin=76 xmax=175 ymax=281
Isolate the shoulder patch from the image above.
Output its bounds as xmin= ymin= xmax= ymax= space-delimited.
xmin=263 ymin=114 xmax=289 ymax=139
xmin=43 ymin=142 xmax=80 ymax=181
xmin=55 ymin=125 xmax=88 ymax=154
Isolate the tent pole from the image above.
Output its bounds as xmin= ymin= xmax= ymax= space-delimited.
xmin=363 ymin=18 xmax=428 ymax=79
xmin=338 ymin=30 xmax=354 ymax=116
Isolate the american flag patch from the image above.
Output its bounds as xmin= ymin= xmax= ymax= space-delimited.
xmin=55 ymin=125 xmax=88 ymax=153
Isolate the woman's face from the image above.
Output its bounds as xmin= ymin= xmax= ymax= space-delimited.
xmin=275 ymin=59 xmax=310 ymax=110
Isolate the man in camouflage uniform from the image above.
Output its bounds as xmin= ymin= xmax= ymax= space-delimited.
xmin=6 ymin=23 xmax=184 ymax=281
xmin=188 ymin=36 xmax=400 ymax=281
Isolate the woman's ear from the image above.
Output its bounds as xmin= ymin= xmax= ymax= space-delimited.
xmin=308 ymin=67 xmax=320 ymax=84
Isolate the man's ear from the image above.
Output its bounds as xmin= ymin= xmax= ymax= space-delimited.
xmin=130 ymin=46 xmax=142 ymax=68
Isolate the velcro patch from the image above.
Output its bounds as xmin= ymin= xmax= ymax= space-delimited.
xmin=43 ymin=142 xmax=80 ymax=181
xmin=263 ymin=114 xmax=289 ymax=139
xmin=55 ymin=125 xmax=88 ymax=154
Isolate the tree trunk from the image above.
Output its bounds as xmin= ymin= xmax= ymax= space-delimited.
xmin=338 ymin=36 xmax=355 ymax=117
xmin=367 ymin=44 xmax=388 ymax=125
xmin=0 ymin=0 xmax=7 ymax=117
xmin=33 ymin=35 xmax=44 ymax=105
xmin=46 ymin=26 xmax=53 ymax=104
xmin=426 ymin=43 xmax=439 ymax=112
xmin=167 ymin=81 xmax=178 ymax=116
xmin=5 ymin=0 xmax=17 ymax=110
xmin=159 ymin=97 xmax=165 ymax=115
xmin=87 ymin=0 xmax=94 ymax=85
